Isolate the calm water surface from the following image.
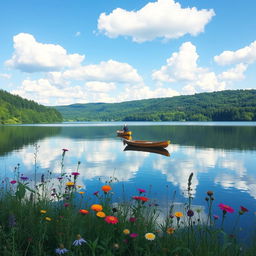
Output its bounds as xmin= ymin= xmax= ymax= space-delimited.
xmin=1 ymin=122 xmax=256 ymax=240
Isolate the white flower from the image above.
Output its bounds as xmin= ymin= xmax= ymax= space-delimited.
xmin=55 ymin=248 xmax=68 ymax=254
xmin=73 ymin=234 xmax=87 ymax=246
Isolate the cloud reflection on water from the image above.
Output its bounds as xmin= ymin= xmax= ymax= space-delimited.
xmin=3 ymin=138 xmax=256 ymax=200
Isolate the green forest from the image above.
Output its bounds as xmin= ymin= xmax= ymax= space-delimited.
xmin=56 ymin=89 xmax=256 ymax=121
xmin=0 ymin=89 xmax=62 ymax=124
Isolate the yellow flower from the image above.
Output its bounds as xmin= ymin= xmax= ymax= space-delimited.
xmin=166 ymin=227 xmax=175 ymax=234
xmin=91 ymin=204 xmax=103 ymax=212
xmin=40 ymin=210 xmax=47 ymax=214
xmin=174 ymin=212 xmax=183 ymax=218
xmin=66 ymin=182 xmax=75 ymax=187
xmin=96 ymin=211 xmax=106 ymax=218
xmin=123 ymin=229 xmax=130 ymax=235
xmin=79 ymin=191 xmax=85 ymax=194
xmin=145 ymin=233 xmax=156 ymax=241
xmin=77 ymin=185 xmax=83 ymax=188
xmin=45 ymin=217 xmax=52 ymax=221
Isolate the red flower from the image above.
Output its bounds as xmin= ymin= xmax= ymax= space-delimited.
xmin=10 ymin=180 xmax=17 ymax=184
xmin=79 ymin=209 xmax=89 ymax=215
xmin=71 ymin=172 xmax=80 ymax=176
xmin=139 ymin=196 xmax=149 ymax=202
xmin=218 ymin=203 xmax=234 ymax=213
xmin=240 ymin=206 xmax=248 ymax=212
xmin=104 ymin=216 xmax=118 ymax=224
xmin=93 ymin=191 xmax=99 ymax=196
xmin=132 ymin=196 xmax=149 ymax=202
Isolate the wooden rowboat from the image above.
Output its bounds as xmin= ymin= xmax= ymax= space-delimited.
xmin=116 ymin=130 xmax=132 ymax=136
xmin=123 ymin=139 xmax=170 ymax=148
xmin=124 ymin=145 xmax=170 ymax=157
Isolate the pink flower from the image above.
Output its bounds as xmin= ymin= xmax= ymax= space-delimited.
xmin=138 ymin=188 xmax=146 ymax=193
xmin=64 ymin=203 xmax=70 ymax=207
xmin=62 ymin=148 xmax=68 ymax=152
xmin=71 ymin=172 xmax=80 ymax=176
xmin=10 ymin=180 xmax=17 ymax=184
xmin=129 ymin=217 xmax=137 ymax=223
xmin=130 ymin=233 xmax=138 ymax=238
xmin=218 ymin=203 xmax=234 ymax=213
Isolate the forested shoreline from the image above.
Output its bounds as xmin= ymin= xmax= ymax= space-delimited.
xmin=1 ymin=89 xmax=256 ymax=124
xmin=0 ymin=89 xmax=62 ymax=124
xmin=56 ymin=89 xmax=256 ymax=121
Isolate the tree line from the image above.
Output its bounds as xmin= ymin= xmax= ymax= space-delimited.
xmin=56 ymin=89 xmax=256 ymax=121
xmin=0 ymin=89 xmax=62 ymax=124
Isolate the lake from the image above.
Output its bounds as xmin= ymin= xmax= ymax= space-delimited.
xmin=1 ymin=122 xmax=256 ymax=241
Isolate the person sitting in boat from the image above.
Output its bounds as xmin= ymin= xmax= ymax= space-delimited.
xmin=123 ymin=124 xmax=129 ymax=132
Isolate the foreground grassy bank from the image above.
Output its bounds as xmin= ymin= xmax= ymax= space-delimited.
xmin=0 ymin=149 xmax=255 ymax=256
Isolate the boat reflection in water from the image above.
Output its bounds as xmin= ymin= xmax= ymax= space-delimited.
xmin=124 ymin=145 xmax=170 ymax=157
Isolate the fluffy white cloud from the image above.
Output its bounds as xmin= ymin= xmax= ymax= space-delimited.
xmin=152 ymin=42 xmax=226 ymax=93
xmin=85 ymin=81 xmax=116 ymax=92
xmin=116 ymin=83 xmax=179 ymax=102
xmin=5 ymin=33 xmax=84 ymax=72
xmin=60 ymin=60 xmax=143 ymax=83
xmin=152 ymin=42 xmax=205 ymax=82
xmin=11 ymin=79 xmax=88 ymax=105
xmin=98 ymin=0 xmax=215 ymax=42
xmin=214 ymin=41 xmax=256 ymax=65
xmin=218 ymin=63 xmax=247 ymax=81
xmin=0 ymin=73 xmax=11 ymax=79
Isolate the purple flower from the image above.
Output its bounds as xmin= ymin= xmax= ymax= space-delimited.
xmin=213 ymin=215 xmax=219 ymax=220
xmin=187 ymin=209 xmax=194 ymax=217
xmin=8 ymin=214 xmax=16 ymax=227
xmin=20 ymin=176 xmax=28 ymax=181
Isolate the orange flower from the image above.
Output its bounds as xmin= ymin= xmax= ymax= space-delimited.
xmin=96 ymin=211 xmax=106 ymax=218
xmin=79 ymin=191 xmax=85 ymax=194
xmin=79 ymin=209 xmax=89 ymax=215
xmin=174 ymin=212 xmax=183 ymax=218
xmin=91 ymin=204 xmax=103 ymax=212
xmin=166 ymin=227 xmax=175 ymax=234
xmin=105 ymin=216 xmax=118 ymax=224
xmin=102 ymin=185 xmax=112 ymax=193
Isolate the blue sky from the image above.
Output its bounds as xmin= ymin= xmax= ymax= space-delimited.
xmin=0 ymin=0 xmax=255 ymax=106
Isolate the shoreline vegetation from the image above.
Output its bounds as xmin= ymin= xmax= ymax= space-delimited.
xmin=55 ymin=89 xmax=256 ymax=122
xmin=0 ymin=89 xmax=62 ymax=124
xmin=0 ymin=148 xmax=255 ymax=255
xmin=1 ymin=89 xmax=256 ymax=124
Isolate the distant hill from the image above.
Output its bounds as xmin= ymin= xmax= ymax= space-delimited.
xmin=0 ymin=89 xmax=62 ymax=124
xmin=55 ymin=89 xmax=256 ymax=121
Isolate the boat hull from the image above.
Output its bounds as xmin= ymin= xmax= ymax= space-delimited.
xmin=124 ymin=145 xmax=170 ymax=157
xmin=123 ymin=139 xmax=170 ymax=148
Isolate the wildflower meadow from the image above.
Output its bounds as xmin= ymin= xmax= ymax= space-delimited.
xmin=0 ymin=148 xmax=255 ymax=256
